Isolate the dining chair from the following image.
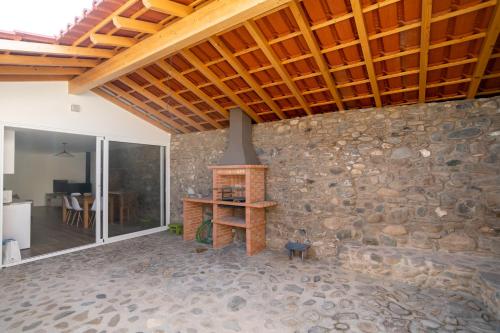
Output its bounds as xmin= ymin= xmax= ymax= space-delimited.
xmin=70 ymin=196 xmax=84 ymax=227
xmin=63 ymin=196 xmax=73 ymax=224
xmin=90 ymin=198 xmax=99 ymax=229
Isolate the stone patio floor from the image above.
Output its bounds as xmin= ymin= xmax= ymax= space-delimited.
xmin=0 ymin=233 xmax=498 ymax=333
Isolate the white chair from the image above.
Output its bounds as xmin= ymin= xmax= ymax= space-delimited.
xmin=70 ymin=192 xmax=81 ymax=197
xmin=63 ymin=196 xmax=74 ymax=224
xmin=70 ymin=196 xmax=83 ymax=227
xmin=90 ymin=198 xmax=98 ymax=228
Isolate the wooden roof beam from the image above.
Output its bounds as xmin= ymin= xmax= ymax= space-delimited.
xmin=290 ymin=0 xmax=343 ymax=111
xmin=180 ymin=49 xmax=263 ymax=123
xmin=119 ymin=76 xmax=205 ymax=131
xmin=467 ymin=2 xmax=500 ymax=98
xmin=104 ymin=82 xmax=189 ymax=133
xmin=0 ymin=54 xmax=100 ymax=67
xmin=210 ymin=36 xmax=286 ymax=119
xmin=0 ymin=75 xmax=73 ymax=82
xmin=112 ymin=16 xmax=163 ymax=34
xmin=156 ymin=60 xmax=229 ymax=120
xmin=69 ymin=0 xmax=293 ymax=94
xmin=0 ymin=39 xmax=115 ymax=58
xmin=418 ymin=0 xmax=433 ymax=103
xmin=349 ymin=0 xmax=382 ymax=107
xmin=136 ymin=68 xmax=223 ymax=129
xmin=0 ymin=66 xmax=85 ymax=76
xmin=244 ymin=20 xmax=312 ymax=115
xmin=90 ymin=34 xmax=137 ymax=48
xmin=92 ymin=87 xmax=175 ymax=134
xmin=143 ymin=0 xmax=194 ymax=17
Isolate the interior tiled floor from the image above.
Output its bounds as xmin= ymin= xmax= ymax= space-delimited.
xmin=0 ymin=233 xmax=498 ymax=333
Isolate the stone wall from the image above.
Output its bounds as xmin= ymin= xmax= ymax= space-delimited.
xmin=171 ymin=97 xmax=500 ymax=258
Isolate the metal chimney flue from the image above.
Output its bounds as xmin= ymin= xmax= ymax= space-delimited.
xmin=219 ymin=108 xmax=260 ymax=165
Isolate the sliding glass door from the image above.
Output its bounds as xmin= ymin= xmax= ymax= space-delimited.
xmin=103 ymin=139 xmax=165 ymax=240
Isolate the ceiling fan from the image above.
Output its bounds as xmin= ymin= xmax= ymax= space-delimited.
xmin=55 ymin=142 xmax=74 ymax=158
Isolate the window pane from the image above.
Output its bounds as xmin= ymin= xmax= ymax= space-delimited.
xmin=108 ymin=141 xmax=163 ymax=237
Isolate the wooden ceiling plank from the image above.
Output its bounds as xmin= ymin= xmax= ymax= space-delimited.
xmin=180 ymin=49 xmax=263 ymax=122
xmin=349 ymin=0 xmax=382 ymax=107
xmin=90 ymin=34 xmax=137 ymax=48
xmin=0 ymin=54 xmax=100 ymax=67
xmin=419 ymin=0 xmax=433 ymax=103
xmin=156 ymin=60 xmax=229 ymax=119
xmin=69 ymin=0 xmax=293 ymax=94
xmin=104 ymin=82 xmax=190 ymax=133
xmin=143 ymin=0 xmax=194 ymax=17
xmin=431 ymin=0 xmax=497 ymax=23
xmin=92 ymin=87 xmax=175 ymax=134
xmin=120 ymin=76 xmax=205 ymax=131
xmin=210 ymin=36 xmax=286 ymax=119
xmin=0 ymin=66 xmax=85 ymax=76
xmin=362 ymin=0 xmax=401 ymax=13
xmin=244 ymin=20 xmax=312 ymax=115
xmin=467 ymin=2 xmax=500 ymax=98
xmin=290 ymin=0 xmax=343 ymax=111
xmin=0 ymin=39 xmax=116 ymax=58
xmin=136 ymin=68 xmax=223 ymax=128
xmin=0 ymin=75 xmax=73 ymax=82
xmin=112 ymin=16 xmax=163 ymax=34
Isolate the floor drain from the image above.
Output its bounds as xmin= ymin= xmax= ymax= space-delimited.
xmin=195 ymin=248 xmax=208 ymax=253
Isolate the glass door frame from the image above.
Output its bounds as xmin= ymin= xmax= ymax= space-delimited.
xmin=101 ymin=137 xmax=168 ymax=243
xmin=0 ymin=123 xmax=104 ymax=267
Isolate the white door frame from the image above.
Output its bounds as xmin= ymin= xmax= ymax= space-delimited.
xmin=102 ymin=137 xmax=167 ymax=243
xmin=0 ymin=125 xmax=4 ymax=264
xmin=0 ymin=126 xmax=169 ymax=267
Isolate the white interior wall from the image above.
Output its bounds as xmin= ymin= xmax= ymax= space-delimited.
xmin=4 ymin=151 xmax=86 ymax=206
xmin=0 ymin=82 xmax=171 ymax=145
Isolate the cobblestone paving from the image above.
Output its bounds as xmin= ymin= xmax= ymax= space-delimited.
xmin=0 ymin=233 xmax=498 ymax=333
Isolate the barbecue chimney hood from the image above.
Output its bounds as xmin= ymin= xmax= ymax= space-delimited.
xmin=219 ymin=108 xmax=260 ymax=165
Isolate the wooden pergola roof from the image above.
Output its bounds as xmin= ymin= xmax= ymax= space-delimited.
xmin=1 ymin=0 xmax=499 ymax=134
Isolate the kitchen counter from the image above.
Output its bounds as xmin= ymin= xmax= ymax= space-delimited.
xmin=3 ymin=200 xmax=32 ymax=206
xmin=3 ymin=201 xmax=31 ymax=249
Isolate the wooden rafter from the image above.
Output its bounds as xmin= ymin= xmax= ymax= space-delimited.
xmin=180 ymin=49 xmax=262 ymax=122
xmin=0 ymin=54 xmax=99 ymax=67
xmin=69 ymin=0 xmax=293 ymax=94
xmin=92 ymin=87 xmax=175 ymax=134
xmin=0 ymin=75 xmax=73 ymax=82
xmin=0 ymin=66 xmax=85 ymax=76
xmin=349 ymin=0 xmax=382 ymax=107
xmin=0 ymin=39 xmax=115 ymax=58
xmin=104 ymin=82 xmax=189 ymax=133
xmin=156 ymin=60 xmax=230 ymax=119
xmin=136 ymin=68 xmax=223 ymax=129
xmin=90 ymin=34 xmax=137 ymax=48
xmin=418 ymin=0 xmax=433 ymax=103
xmin=119 ymin=76 xmax=205 ymax=131
xmin=72 ymin=0 xmax=138 ymax=46
xmin=244 ymin=20 xmax=312 ymax=115
xmin=289 ymin=0 xmax=343 ymax=111
xmin=143 ymin=0 xmax=194 ymax=17
xmin=210 ymin=36 xmax=286 ymax=119
xmin=112 ymin=16 xmax=162 ymax=34
xmin=467 ymin=2 xmax=500 ymax=98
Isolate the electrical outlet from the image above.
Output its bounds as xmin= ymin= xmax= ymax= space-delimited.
xmin=70 ymin=104 xmax=81 ymax=112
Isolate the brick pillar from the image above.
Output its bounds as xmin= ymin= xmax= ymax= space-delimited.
xmin=246 ymin=225 xmax=266 ymax=255
xmin=213 ymin=223 xmax=233 ymax=248
xmin=183 ymin=201 xmax=203 ymax=241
